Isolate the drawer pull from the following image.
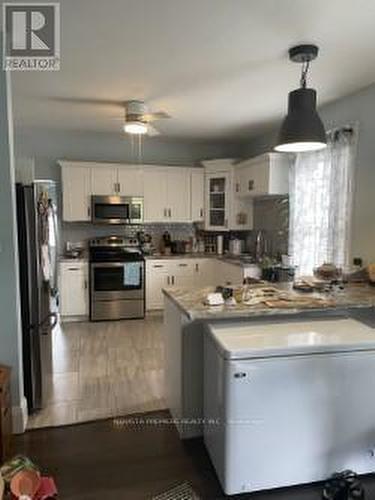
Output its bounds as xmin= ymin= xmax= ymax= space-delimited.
xmin=153 ymin=265 xmax=164 ymax=268
xmin=68 ymin=267 xmax=80 ymax=271
xmin=178 ymin=264 xmax=188 ymax=267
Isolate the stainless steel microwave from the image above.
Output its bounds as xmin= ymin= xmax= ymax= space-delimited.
xmin=91 ymin=195 xmax=143 ymax=224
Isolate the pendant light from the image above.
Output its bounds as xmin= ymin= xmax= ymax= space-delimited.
xmin=275 ymin=44 xmax=327 ymax=152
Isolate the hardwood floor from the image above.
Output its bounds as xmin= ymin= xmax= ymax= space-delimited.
xmin=15 ymin=410 xmax=375 ymax=499
xmin=27 ymin=314 xmax=165 ymax=429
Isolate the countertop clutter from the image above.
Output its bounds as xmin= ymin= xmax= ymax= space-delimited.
xmin=162 ymin=282 xmax=375 ymax=320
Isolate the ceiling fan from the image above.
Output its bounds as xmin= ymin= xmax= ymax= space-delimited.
xmin=47 ymin=96 xmax=171 ymax=136
xmin=122 ymin=100 xmax=171 ymax=136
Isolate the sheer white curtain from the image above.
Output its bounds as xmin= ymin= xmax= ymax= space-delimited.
xmin=289 ymin=127 xmax=357 ymax=276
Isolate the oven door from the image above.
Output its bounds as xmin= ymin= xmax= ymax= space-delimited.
xmin=91 ymin=261 xmax=144 ymax=300
xmin=92 ymin=196 xmax=130 ymax=224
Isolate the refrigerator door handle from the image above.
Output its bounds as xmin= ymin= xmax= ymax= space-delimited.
xmin=38 ymin=312 xmax=58 ymax=334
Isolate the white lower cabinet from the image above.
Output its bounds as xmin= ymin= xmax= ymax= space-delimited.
xmin=218 ymin=261 xmax=244 ymax=286
xmin=193 ymin=259 xmax=214 ymax=288
xmin=59 ymin=261 xmax=89 ymax=318
xmin=146 ymin=261 xmax=171 ymax=310
xmin=146 ymin=258 xmax=244 ymax=311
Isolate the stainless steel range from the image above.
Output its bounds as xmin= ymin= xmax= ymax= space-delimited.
xmin=89 ymin=236 xmax=145 ymax=321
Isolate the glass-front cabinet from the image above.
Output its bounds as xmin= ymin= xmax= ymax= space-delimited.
xmin=205 ymin=171 xmax=230 ymax=231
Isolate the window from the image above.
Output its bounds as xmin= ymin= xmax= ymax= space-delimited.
xmin=289 ymin=127 xmax=356 ymax=276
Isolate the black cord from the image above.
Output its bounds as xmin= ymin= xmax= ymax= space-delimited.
xmin=300 ymin=60 xmax=310 ymax=88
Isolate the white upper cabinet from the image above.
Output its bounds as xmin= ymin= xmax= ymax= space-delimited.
xmin=166 ymin=168 xmax=191 ymax=222
xmin=60 ymin=161 xmax=193 ymax=223
xmin=117 ymin=165 xmax=143 ymax=196
xmin=201 ymin=158 xmax=254 ymax=232
xmin=143 ymin=166 xmax=169 ymax=222
xmin=91 ymin=165 xmax=118 ymax=195
xmin=204 ymin=170 xmax=231 ymax=231
xmin=143 ymin=166 xmax=191 ymax=223
xmin=202 ymin=159 xmax=234 ymax=231
xmin=191 ymin=168 xmax=204 ymax=222
xmin=59 ymin=162 xmax=91 ymax=222
xmin=90 ymin=163 xmax=145 ymax=196
xmin=234 ymin=153 xmax=290 ymax=197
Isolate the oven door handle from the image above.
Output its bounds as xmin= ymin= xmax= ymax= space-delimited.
xmin=91 ymin=262 xmax=144 ymax=268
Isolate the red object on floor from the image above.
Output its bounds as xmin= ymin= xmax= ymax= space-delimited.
xmin=12 ymin=477 xmax=58 ymax=499
xmin=34 ymin=477 xmax=57 ymax=499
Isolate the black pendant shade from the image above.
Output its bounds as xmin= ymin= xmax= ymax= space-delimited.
xmin=275 ymin=44 xmax=327 ymax=152
xmin=275 ymin=88 xmax=326 ymax=152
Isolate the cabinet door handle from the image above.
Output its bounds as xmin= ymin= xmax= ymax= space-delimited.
xmin=167 ymin=276 xmax=170 ymax=285
xmin=248 ymin=180 xmax=254 ymax=191
xmin=164 ymin=208 xmax=167 ymax=217
xmin=200 ymin=208 xmax=203 ymax=218
xmin=195 ymin=263 xmax=199 ymax=272
xmin=236 ymin=183 xmax=239 ymax=193
xmin=169 ymin=208 xmax=172 ymax=217
xmin=84 ymin=280 xmax=88 ymax=289
xmin=224 ymin=219 xmax=228 ymax=228
xmin=118 ymin=182 xmax=121 ymax=193
xmin=114 ymin=183 xmax=117 ymax=193
xmin=87 ymin=206 xmax=91 ymax=218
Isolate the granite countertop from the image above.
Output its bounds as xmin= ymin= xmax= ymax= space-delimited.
xmin=163 ymin=283 xmax=375 ymax=321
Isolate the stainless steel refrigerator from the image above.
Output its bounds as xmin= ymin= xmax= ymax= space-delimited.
xmin=16 ymin=180 xmax=58 ymax=413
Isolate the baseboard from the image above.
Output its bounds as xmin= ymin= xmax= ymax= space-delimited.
xmin=12 ymin=396 xmax=28 ymax=434
xmin=61 ymin=315 xmax=89 ymax=323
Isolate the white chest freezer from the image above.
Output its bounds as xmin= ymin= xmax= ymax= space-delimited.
xmin=204 ymin=318 xmax=375 ymax=495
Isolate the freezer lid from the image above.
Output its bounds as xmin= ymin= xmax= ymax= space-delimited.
xmin=207 ymin=318 xmax=375 ymax=360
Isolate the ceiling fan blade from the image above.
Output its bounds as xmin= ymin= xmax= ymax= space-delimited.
xmin=143 ymin=111 xmax=171 ymax=122
xmin=47 ymin=96 xmax=125 ymax=108
xmin=147 ymin=124 xmax=160 ymax=136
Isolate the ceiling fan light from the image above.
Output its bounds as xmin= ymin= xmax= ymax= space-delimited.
xmin=275 ymin=87 xmax=327 ymax=153
xmin=123 ymin=121 xmax=148 ymax=135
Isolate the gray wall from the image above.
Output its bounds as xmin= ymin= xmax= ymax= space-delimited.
xmin=15 ymin=128 xmax=242 ymax=181
xmin=241 ymin=83 xmax=375 ymax=265
xmin=0 ymin=63 xmax=24 ymax=414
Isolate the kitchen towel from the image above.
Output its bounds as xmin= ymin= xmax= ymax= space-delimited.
xmin=123 ymin=262 xmax=141 ymax=287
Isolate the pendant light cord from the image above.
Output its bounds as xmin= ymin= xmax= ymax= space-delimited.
xmin=300 ymin=60 xmax=310 ymax=88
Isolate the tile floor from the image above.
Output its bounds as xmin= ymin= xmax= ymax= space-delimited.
xmin=27 ymin=314 xmax=165 ymax=429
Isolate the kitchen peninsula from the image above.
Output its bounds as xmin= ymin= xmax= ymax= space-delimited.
xmin=163 ymin=283 xmax=375 ymax=438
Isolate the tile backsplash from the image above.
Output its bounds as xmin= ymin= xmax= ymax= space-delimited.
xmin=60 ymin=197 xmax=289 ymax=258
xmin=60 ymin=222 xmax=195 ymax=254
xmin=250 ymin=196 xmax=289 ymax=257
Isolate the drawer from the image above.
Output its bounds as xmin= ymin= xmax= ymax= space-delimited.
xmin=169 ymin=260 xmax=195 ymax=275
xmin=60 ymin=261 xmax=88 ymax=272
xmin=146 ymin=260 xmax=170 ymax=271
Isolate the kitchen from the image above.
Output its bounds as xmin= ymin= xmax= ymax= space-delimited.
xmin=1 ymin=1 xmax=375 ymax=499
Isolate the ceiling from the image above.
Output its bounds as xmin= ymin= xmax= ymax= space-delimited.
xmin=9 ymin=0 xmax=375 ymax=140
